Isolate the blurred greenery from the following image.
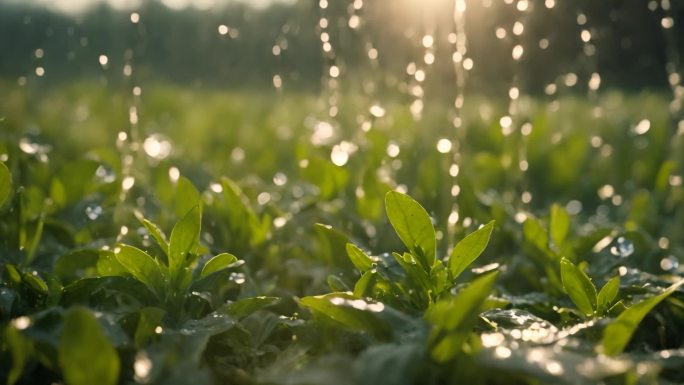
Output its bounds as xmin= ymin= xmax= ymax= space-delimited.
xmin=0 ymin=0 xmax=682 ymax=93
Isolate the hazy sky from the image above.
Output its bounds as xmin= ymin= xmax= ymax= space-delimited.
xmin=2 ymin=0 xmax=292 ymax=14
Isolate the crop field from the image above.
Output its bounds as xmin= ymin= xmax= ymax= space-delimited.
xmin=1 ymin=1 xmax=684 ymax=384
xmin=1 ymin=83 xmax=683 ymax=384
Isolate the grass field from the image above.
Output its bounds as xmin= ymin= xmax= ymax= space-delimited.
xmin=1 ymin=81 xmax=684 ymax=384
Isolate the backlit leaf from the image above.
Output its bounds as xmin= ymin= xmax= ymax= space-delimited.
xmin=597 ymin=276 xmax=620 ymax=315
xmin=346 ymin=243 xmax=374 ymax=273
xmin=560 ymin=258 xmax=596 ymax=316
xmin=385 ymin=191 xmax=435 ymax=270
xmin=201 ymin=253 xmax=238 ymax=278
xmin=448 ymin=221 xmax=495 ymax=280
xmin=301 ymin=292 xmax=390 ymax=339
xmin=601 ymin=279 xmax=684 ymax=356
xmin=115 ymin=245 xmax=166 ymax=299
xmin=169 ymin=205 xmax=201 ymax=278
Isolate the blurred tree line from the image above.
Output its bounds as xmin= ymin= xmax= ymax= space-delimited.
xmin=0 ymin=0 xmax=681 ymax=95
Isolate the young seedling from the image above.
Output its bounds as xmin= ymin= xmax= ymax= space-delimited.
xmin=111 ymin=205 xmax=243 ymax=319
xmin=302 ymin=190 xmax=497 ymax=336
xmin=560 ymin=257 xmax=620 ymax=318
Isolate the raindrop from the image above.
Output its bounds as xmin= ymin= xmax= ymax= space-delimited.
xmin=143 ymin=134 xmax=172 ymax=160
xmin=436 ymin=138 xmax=452 ymax=153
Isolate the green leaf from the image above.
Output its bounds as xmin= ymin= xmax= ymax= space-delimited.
xmin=59 ymin=307 xmax=120 ymax=385
xmin=346 ymin=243 xmax=374 ymax=272
xmin=426 ymin=271 xmax=499 ymax=331
xmin=560 ymin=258 xmax=596 ymax=316
xmin=200 ymin=253 xmax=238 ymax=278
xmin=224 ymin=296 xmax=279 ymax=318
xmin=0 ymin=161 xmax=11 ymax=208
xmin=314 ymin=223 xmax=354 ymax=269
xmin=219 ymin=177 xmax=266 ymax=247
xmin=134 ymin=307 xmax=166 ymax=348
xmin=393 ymin=252 xmax=433 ymax=302
xmin=353 ymin=270 xmax=377 ymax=297
xmin=550 ymin=204 xmax=570 ymax=249
xmin=597 ymin=276 xmax=620 ymax=315
xmin=96 ymin=250 xmax=129 ymax=277
xmin=601 ymin=279 xmax=684 ymax=356
xmin=169 ymin=205 xmax=202 ymax=278
xmin=426 ymin=271 xmax=499 ymax=361
xmin=21 ymin=271 xmax=48 ymax=295
xmin=174 ymin=175 xmax=201 ymax=218
xmin=5 ymin=324 xmax=33 ymax=385
xmin=115 ymin=245 xmax=166 ymax=299
xmin=300 ymin=156 xmax=349 ymax=199
xmin=135 ymin=212 xmax=169 ymax=257
xmin=385 ymin=191 xmax=436 ymax=270
xmin=448 ymin=221 xmax=495 ymax=280
xmin=300 ymin=293 xmax=390 ymax=339
xmin=327 ymin=275 xmax=350 ymax=292
xmin=523 ymin=216 xmax=552 ymax=259
xmin=55 ymin=250 xmax=100 ymax=282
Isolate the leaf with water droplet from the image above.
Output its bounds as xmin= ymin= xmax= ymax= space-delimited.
xmin=200 ymin=253 xmax=238 ymax=278
xmin=385 ymin=191 xmax=435 ymax=271
xmin=596 ymin=276 xmax=620 ymax=315
xmin=135 ymin=211 xmax=169 ymax=257
xmin=115 ymin=245 xmax=166 ymax=300
xmin=21 ymin=271 xmax=48 ymax=295
xmin=314 ymin=223 xmax=353 ymax=269
xmin=224 ymin=296 xmax=279 ymax=319
xmin=59 ymin=307 xmax=120 ymax=385
xmin=346 ymin=243 xmax=373 ymax=272
xmin=300 ymin=292 xmax=391 ymax=339
xmin=448 ymin=220 xmax=495 ymax=280
xmin=560 ymin=258 xmax=596 ymax=316
xmin=169 ymin=205 xmax=201 ymax=279
xmin=601 ymin=278 xmax=684 ymax=356
xmin=134 ymin=307 xmax=166 ymax=348
xmin=392 ymin=252 xmax=433 ymax=306
xmin=0 ymin=161 xmax=11 ymax=208
xmin=426 ymin=271 xmax=499 ymax=362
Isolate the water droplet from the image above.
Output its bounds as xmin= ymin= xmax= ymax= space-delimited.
xmin=229 ymin=272 xmax=246 ymax=284
xmin=122 ymin=176 xmax=136 ymax=191
xmin=85 ymin=205 xmax=103 ymax=220
xmin=143 ymin=134 xmax=172 ymax=160
xmin=134 ymin=352 xmax=152 ymax=382
xmin=12 ymin=316 xmax=31 ymax=330
xmin=369 ymin=104 xmax=385 ymax=118
xmin=495 ymin=346 xmax=512 ymax=358
xmin=436 ymin=138 xmax=452 ymax=153
xmin=610 ymin=237 xmax=634 ymax=258
xmin=660 ymin=256 xmax=679 ymax=271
